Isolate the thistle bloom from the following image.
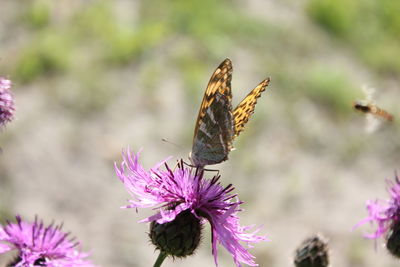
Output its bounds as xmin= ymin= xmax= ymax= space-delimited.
xmin=0 ymin=77 xmax=15 ymax=127
xmin=0 ymin=216 xmax=96 ymax=267
xmin=354 ymin=173 xmax=400 ymax=257
xmin=115 ymin=149 xmax=266 ymax=267
xmin=355 ymin=175 xmax=400 ymax=239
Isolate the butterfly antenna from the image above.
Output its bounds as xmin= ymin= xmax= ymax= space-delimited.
xmin=161 ymin=138 xmax=183 ymax=149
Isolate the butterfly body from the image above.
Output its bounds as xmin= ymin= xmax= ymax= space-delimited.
xmin=190 ymin=58 xmax=270 ymax=168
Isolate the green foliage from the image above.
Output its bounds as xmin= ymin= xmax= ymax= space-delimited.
xmin=175 ymin=54 xmax=207 ymax=94
xmin=378 ymin=0 xmax=400 ymax=37
xmin=307 ymin=0 xmax=400 ymax=75
xmin=72 ymin=1 xmax=169 ymax=64
xmin=304 ymin=66 xmax=357 ymax=116
xmin=140 ymin=0 xmax=268 ymax=51
xmin=72 ymin=1 xmax=114 ymax=40
xmin=104 ymin=22 xmax=168 ymax=64
xmin=13 ymin=0 xmax=270 ymax=83
xmin=168 ymin=0 xmax=264 ymax=40
xmin=23 ymin=0 xmax=50 ymax=29
xmin=360 ymin=37 xmax=400 ymax=75
xmin=14 ymin=31 xmax=72 ymax=83
xmin=307 ymin=0 xmax=359 ymax=37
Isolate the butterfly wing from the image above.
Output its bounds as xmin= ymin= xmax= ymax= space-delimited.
xmin=233 ymin=78 xmax=270 ymax=139
xmin=191 ymin=58 xmax=234 ymax=167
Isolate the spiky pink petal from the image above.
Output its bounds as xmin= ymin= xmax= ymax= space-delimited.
xmin=355 ymin=174 xmax=400 ymax=240
xmin=0 ymin=216 xmax=96 ymax=267
xmin=0 ymin=77 xmax=15 ymax=127
xmin=115 ymin=149 xmax=267 ymax=267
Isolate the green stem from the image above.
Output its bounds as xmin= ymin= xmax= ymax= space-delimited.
xmin=153 ymin=251 xmax=167 ymax=267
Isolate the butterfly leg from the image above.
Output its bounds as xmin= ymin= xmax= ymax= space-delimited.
xmin=182 ymin=161 xmax=220 ymax=176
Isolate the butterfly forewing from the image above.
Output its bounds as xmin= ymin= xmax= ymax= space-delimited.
xmin=191 ymin=59 xmax=234 ymax=167
xmin=233 ymin=78 xmax=270 ymax=139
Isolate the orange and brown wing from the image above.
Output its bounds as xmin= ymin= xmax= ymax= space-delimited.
xmin=193 ymin=58 xmax=233 ymax=136
xmin=233 ymin=77 xmax=270 ymax=139
xmin=191 ymin=58 xmax=234 ymax=167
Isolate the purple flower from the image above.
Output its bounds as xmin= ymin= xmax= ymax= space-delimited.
xmin=355 ymin=174 xmax=400 ymax=240
xmin=0 ymin=216 xmax=96 ymax=267
xmin=115 ymin=149 xmax=266 ymax=267
xmin=0 ymin=77 xmax=15 ymax=127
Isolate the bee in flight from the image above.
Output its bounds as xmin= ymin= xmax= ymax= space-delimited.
xmin=353 ymin=100 xmax=393 ymax=121
xmin=353 ymin=85 xmax=393 ymax=133
xmin=353 ymin=85 xmax=393 ymax=121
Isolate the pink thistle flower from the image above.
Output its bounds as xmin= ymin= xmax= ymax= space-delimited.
xmin=0 ymin=216 xmax=96 ymax=267
xmin=355 ymin=174 xmax=400 ymax=240
xmin=115 ymin=149 xmax=266 ymax=267
xmin=354 ymin=172 xmax=400 ymax=257
xmin=0 ymin=77 xmax=15 ymax=127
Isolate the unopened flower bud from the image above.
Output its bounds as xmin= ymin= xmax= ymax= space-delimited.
xmin=150 ymin=209 xmax=201 ymax=258
xmin=387 ymin=220 xmax=400 ymax=258
xmin=294 ymin=235 xmax=329 ymax=267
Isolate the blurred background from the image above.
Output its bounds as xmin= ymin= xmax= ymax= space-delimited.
xmin=0 ymin=0 xmax=399 ymax=266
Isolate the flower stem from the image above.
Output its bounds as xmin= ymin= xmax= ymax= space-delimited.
xmin=153 ymin=251 xmax=167 ymax=267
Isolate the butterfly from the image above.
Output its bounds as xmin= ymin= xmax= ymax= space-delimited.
xmin=189 ymin=58 xmax=270 ymax=168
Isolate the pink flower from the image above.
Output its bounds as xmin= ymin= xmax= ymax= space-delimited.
xmin=0 ymin=216 xmax=96 ymax=267
xmin=355 ymin=173 xmax=400 ymax=240
xmin=115 ymin=149 xmax=266 ymax=267
xmin=0 ymin=77 xmax=15 ymax=127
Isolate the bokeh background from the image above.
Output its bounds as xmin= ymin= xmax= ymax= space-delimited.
xmin=1 ymin=0 xmax=400 ymax=266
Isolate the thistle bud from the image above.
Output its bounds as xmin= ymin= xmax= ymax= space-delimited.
xmin=6 ymin=255 xmax=46 ymax=267
xmin=294 ymin=235 xmax=329 ymax=267
xmin=386 ymin=220 xmax=400 ymax=258
xmin=150 ymin=209 xmax=201 ymax=258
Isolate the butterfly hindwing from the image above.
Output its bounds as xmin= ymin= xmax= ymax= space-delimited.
xmin=191 ymin=59 xmax=234 ymax=167
xmin=233 ymin=78 xmax=270 ymax=139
